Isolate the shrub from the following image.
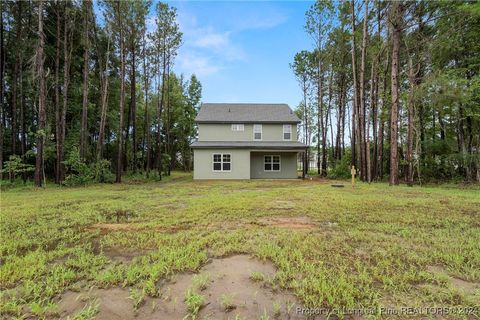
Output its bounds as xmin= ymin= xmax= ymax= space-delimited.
xmin=63 ymin=148 xmax=93 ymax=186
xmin=92 ymin=159 xmax=115 ymax=183
xmin=63 ymin=148 xmax=114 ymax=186
xmin=1 ymin=155 xmax=35 ymax=182
xmin=328 ymin=150 xmax=352 ymax=179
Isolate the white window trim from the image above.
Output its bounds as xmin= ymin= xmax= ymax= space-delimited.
xmin=264 ymin=155 xmax=281 ymax=172
xmin=283 ymin=124 xmax=292 ymax=141
xmin=253 ymin=124 xmax=262 ymax=141
xmin=212 ymin=153 xmax=232 ymax=172
xmin=231 ymin=124 xmax=244 ymax=132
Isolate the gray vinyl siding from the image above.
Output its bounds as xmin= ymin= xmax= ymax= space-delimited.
xmin=193 ymin=149 xmax=251 ymax=179
xmin=250 ymin=152 xmax=298 ymax=179
xmin=198 ymin=123 xmax=297 ymax=142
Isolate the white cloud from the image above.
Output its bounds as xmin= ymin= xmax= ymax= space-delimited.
xmin=193 ymin=30 xmax=230 ymax=48
xmin=177 ymin=52 xmax=222 ymax=78
xmin=175 ymin=9 xmax=247 ymax=78
xmin=229 ymin=9 xmax=288 ymax=31
xmin=173 ymin=3 xmax=287 ymax=78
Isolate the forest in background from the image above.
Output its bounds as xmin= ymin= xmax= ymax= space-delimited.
xmin=0 ymin=0 xmax=202 ymax=186
xmin=1 ymin=0 xmax=479 ymax=187
xmin=292 ymin=0 xmax=480 ymax=184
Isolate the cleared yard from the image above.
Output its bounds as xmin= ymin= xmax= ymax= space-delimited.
xmin=1 ymin=173 xmax=479 ymax=319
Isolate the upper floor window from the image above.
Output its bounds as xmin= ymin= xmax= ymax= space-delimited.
xmin=231 ymin=124 xmax=244 ymax=131
xmin=283 ymin=124 xmax=292 ymax=140
xmin=253 ymin=124 xmax=262 ymax=140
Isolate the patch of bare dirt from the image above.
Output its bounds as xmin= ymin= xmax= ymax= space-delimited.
xmin=57 ymin=255 xmax=312 ymax=319
xmin=157 ymin=202 xmax=188 ymax=210
xmin=101 ymin=209 xmax=138 ymax=223
xmin=89 ymin=223 xmax=142 ymax=232
xmin=87 ymin=223 xmax=192 ymax=234
xmin=426 ymin=265 xmax=479 ymax=295
xmin=258 ymin=216 xmax=317 ymax=230
xmin=103 ymin=246 xmax=150 ymax=263
xmin=269 ymin=200 xmax=297 ymax=210
xmin=58 ymin=287 xmax=137 ymax=319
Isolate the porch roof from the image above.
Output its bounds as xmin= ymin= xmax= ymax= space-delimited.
xmin=190 ymin=141 xmax=308 ymax=150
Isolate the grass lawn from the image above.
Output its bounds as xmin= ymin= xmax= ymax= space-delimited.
xmin=1 ymin=172 xmax=479 ymax=319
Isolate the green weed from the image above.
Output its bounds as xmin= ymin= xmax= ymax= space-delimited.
xmin=185 ymin=288 xmax=204 ymax=319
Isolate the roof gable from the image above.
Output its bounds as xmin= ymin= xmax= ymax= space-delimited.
xmin=195 ymin=103 xmax=301 ymax=123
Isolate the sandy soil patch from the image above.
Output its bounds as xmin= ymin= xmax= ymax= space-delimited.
xmin=57 ymin=255 xmax=309 ymax=319
xmin=427 ymin=266 xmax=480 ymax=295
xmin=102 ymin=246 xmax=150 ymax=263
xmin=88 ymin=223 xmax=142 ymax=232
xmin=88 ymin=223 xmax=192 ymax=234
xmin=270 ymin=200 xmax=297 ymax=210
xmin=258 ymin=216 xmax=317 ymax=230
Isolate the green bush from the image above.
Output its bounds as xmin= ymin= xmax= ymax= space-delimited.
xmin=63 ymin=149 xmax=93 ymax=186
xmin=92 ymin=159 xmax=115 ymax=183
xmin=328 ymin=150 xmax=352 ymax=179
xmin=1 ymin=155 xmax=35 ymax=182
xmin=63 ymin=148 xmax=114 ymax=186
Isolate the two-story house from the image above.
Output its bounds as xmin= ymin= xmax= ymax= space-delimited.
xmin=191 ymin=103 xmax=308 ymax=179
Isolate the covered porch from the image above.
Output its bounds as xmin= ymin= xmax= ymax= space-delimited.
xmin=250 ymin=151 xmax=301 ymax=179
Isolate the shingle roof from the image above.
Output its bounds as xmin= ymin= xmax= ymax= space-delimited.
xmin=195 ymin=103 xmax=301 ymax=123
xmin=191 ymin=141 xmax=307 ymax=150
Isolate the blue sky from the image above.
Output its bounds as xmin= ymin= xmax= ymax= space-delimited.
xmin=164 ymin=1 xmax=315 ymax=109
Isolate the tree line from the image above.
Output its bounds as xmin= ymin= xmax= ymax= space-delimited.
xmin=292 ymin=0 xmax=479 ymax=184
xmin=0 ymin=0 xmax=202 ymax=186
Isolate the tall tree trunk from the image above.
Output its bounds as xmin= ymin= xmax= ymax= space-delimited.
xmin=34 ymin=0 xmax=46 ymax=187
xmin=358 ymin=0 xmax=368 ymax=181
xmin=458 ymin=104 xmax=470 ymax=180
xmin=19 ymin=54 xmax=25 ymax=182
xmin=303 ymin=77 xmax=308 ymax=178
xmin=322 ymin=67 xmax=333 ymax=176
xmin=367 ymin=1 xmax=383 ymax=181
xmin=341 ymin=75 xmax=347 ymax=157
xmin=367 ymin=61 xmax=376 ymax=183
xmin=156 ymin=44 xmax=166 ymax=180
xmin=377 ymin=47 xmax=390 ymax=180
xmin=350 ymin=0 xmax=359 ymax=169
xmin=131 ymin=47 xmax=137 ymax=173
xmin=124 ymin=82 xmax=131 ymax=171
xmin=80 ymin=0 xmax=90 ymax=161
xmin=142 ymin=34 xmax=151 ymax=177
xmin=405 ymin=57 xmax=418 ymax=185
xmin=18 ymin=9 xmax=25 ymax=182
xmin=116 ymin=1 xmax=125 ymax=183
xmin=328 ymin=93 xmax=335 ymax=162
xmin=11 ymin=2 xmax=23 ymax=159
xmin=371 ymin=71 xmax=378 ymax=181
xmin=55 ymin=1 xmax=61 ymax=183
xmin=59 ymin=2 xmax=72 ymax=184
xmin=0 ymin=0 xmax=4 ymax=177
xmin=335 ymin=75 xmax=343 ymax=161
xmin=317 ymin=58 xmax=322 ymax=175
xmin=96 ymin=35 xmax=110 ymax=160
xmin=317 ymin=98 xmax=321 ymax=175
xmin=166 ymin=60 xmax=174 ymax=176
xmin=389 ymin=1 xmax=403 ymax=186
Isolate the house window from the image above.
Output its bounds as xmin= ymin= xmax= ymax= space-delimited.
xmin=231 ymin=124 xmax=244 ymax=131
xmin=253 ymin=124 xmax=262 ymax=140
xmin=283 ymin=124 xmax=292 ymax=140
xmin=213 ymin=153 xmax=231 ymax=172
xmin=264 ymin=155 xmax=280 ymax=172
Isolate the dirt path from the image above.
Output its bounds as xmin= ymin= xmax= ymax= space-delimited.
xmin=58 ymin=255 xmax=310 ymax=319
